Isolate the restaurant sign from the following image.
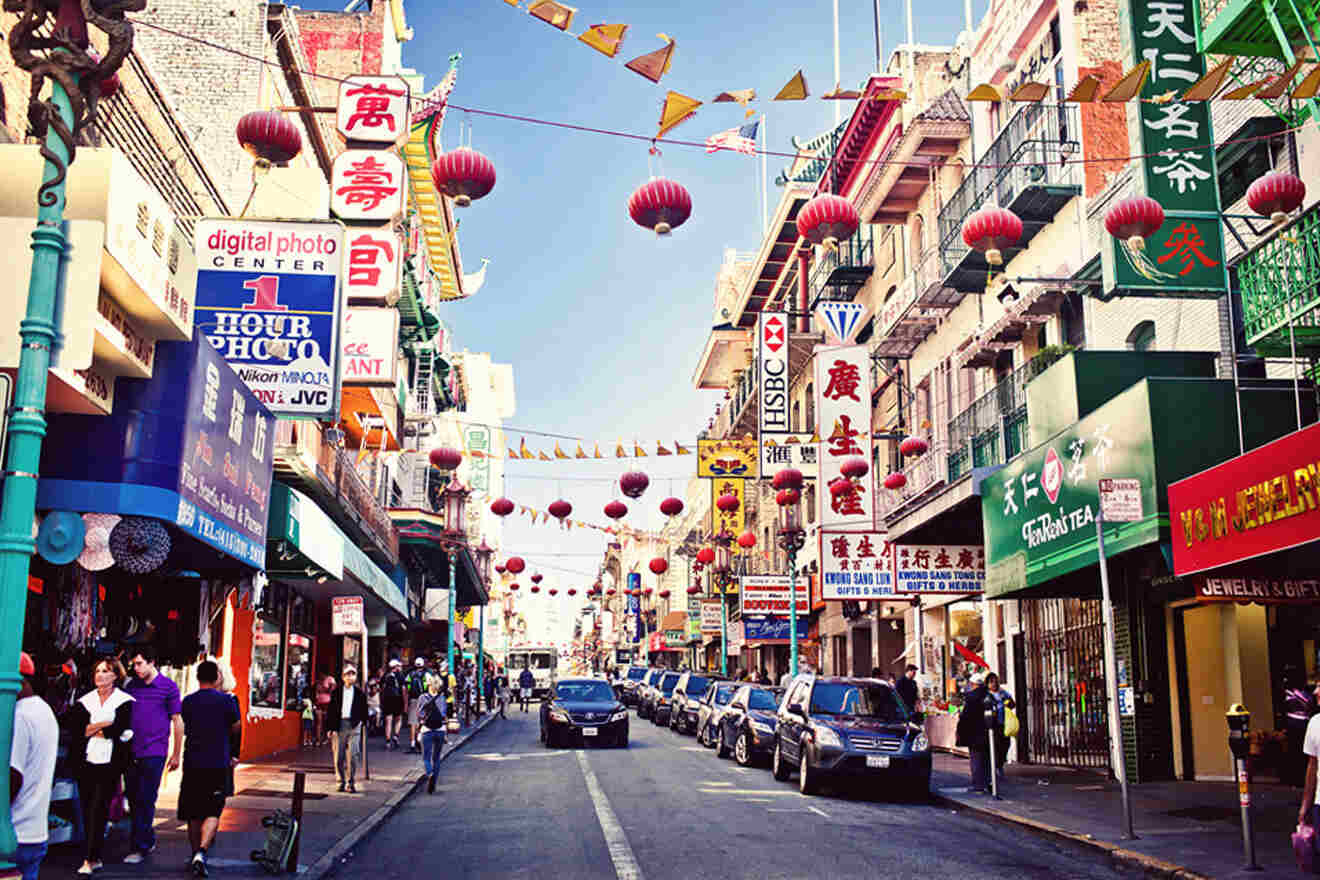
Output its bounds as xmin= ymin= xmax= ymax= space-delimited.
xmin=981 ymin=381 xmax=1160 ymax=598
xmin=1168 ymin=422 xmax=1320 ymax=576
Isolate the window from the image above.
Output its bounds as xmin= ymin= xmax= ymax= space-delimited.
xmin=792 ymin=400 xmax=801 ymax=432
xmin=911 ymin=215 xmax=925 ymax=263
xmin=249 ymin=615 xmax=285 ymax=710
xmin=1060 ymin=292 xmax=1086 ymax=348
xmin=804 ymin=383 xmax=815 ymax=430
xmin=748 ymin=689 xmax=779 ymax=711
xmin=1127 ymin=320 xmax=1156 ymax=352
xmin=810 ymin=682 xmax=906 ymax=720
xmin=556 ymin=680 xmax=615 ymax=701
xmin=1219 ymin=139 xmax=1273 ymax=208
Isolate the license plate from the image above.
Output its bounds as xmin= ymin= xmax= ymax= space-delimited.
xmin=866 ymin=755 xmax=890 ymax=768
xmin=582 ymin=726 xmax=599 ymax=736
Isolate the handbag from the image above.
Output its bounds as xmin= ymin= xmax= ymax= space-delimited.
xmin=1294 ymin=823 xmax=1316 ymax=872
xmin=1003 ymin=705 xmax=1020 ymax=738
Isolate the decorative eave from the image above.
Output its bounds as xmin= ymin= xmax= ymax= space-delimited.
xmin=822 ymin=76 xmax=905 ymax=198
xmin=854 ymin=91 xmax=970 ymax=226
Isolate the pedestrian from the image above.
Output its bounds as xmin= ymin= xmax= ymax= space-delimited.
xmin=178 ymin=661 xmax=241 ymax=877
xmin=380 ymin=659 xmax=406 ymax=749
xmin=495 ymin=667 xmax=509 ymax=718
xmin=896 ymin=663 xmax=920 ymax=712
xmin=518 ymin=666 xmax=535 ymax=712
xmin=68 ymin=656 xmax=134 ymax=876
xmin=301 ymin=696 xmax=315 ymax=747
xmin=956 ymin=673 xmax=991 ymax=793
xmin=11 ymin=652 xmax=58 ymax=880
xmin=986 ymin=672 xmax=1015 ymax=769
xmin=366 ymin=677 xmax=381 ymax=736
xmin=326 ymin=665 xmax=368 ymax=792
xmin=484 ymin=671 xmax=496 ymax=717
xmin=1284 ymin=666 xmax=1315 ymax=787
xmin=124 ymin=645 xmax=184 ymax=865
xmin=405 ymin=658 xmax=428 ymax=753
xmin=315 ymin=669 xmax=334 ymax=746
xmin=757 ymin=668 xmax=772 ymax=686
xmin=1296 ymin=680 xmax=1320 ymax=832
xmin=416 ymin=678 xmax=448 ymax=794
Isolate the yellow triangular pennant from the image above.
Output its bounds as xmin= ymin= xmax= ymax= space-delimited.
xmin=1065 ymin=74 xmax=1103 ymax=103
xmin=616 ymin=442 xmax=628 ymax=457
xmin=554 ymin=442 xmax=570 ymax=459
xmin=713 ymin=88 xmax=755 ymax=105
xmin=773 ymin=70 xmax=808 ymax=100
xmin=966 ymin=83 xmax=1004 ymax=102
xmin=578 ymin=22 xmax=628 ymax=58
xmin=675 ymin=441 xmax=691 ymax=455
xmin=520 ymin=438 xmax=531 ymax=458
xmin=656 ymin=442 xmax=672 ymax=456
xmin=594 ymin=443 xmax=605 ymax=459
xmin=575 ymin=443 xmax=589 ymax=459
xmin=1293 ymin=66 xmax=1320 ymax=99
xmin=527 ymin=0 xmax=576 ymax=31
xmin=507 ymin=447 xmax=521 ymax=460
xmin=1181 ymin=57 xmax=1234 ymax=101
xmin=1222 ymin=78 xmax=1270 ymax=100
xmin=1247 ymin=58 xmax=1302 ymax=96
xmin=537 ymin=449 xmax=552 ymax=461
xmin=657 ymin=90 xmax=702 ymax=138
xmin=822 ymin=85 xmax=861 ymax=100
xmin=624 ymin=38 xmax=675 ymax=83
xmin=1101 ymin=61 xmax=1150 ymax=102
xmin=1009 ymin=82 xmax=1050 ymax=102
xmin=633 ymin=442 xmax=647 ymax=457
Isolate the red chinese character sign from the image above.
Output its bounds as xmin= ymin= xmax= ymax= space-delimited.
xmin=820 ymin=531 xmax=896 ymax=599
xmin=336 ymin=76 xmax=411 ymax=144
xmin=331 ymin=150 xmax=406 ymax=222
xmin=815 ymin=345 xmax=873 ymax=529
xmin=893 ymin=545 xmax=985 ymax=594
xmin=343 ymin=227 xmax=403 ymax=303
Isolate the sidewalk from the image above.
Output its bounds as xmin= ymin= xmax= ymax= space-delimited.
xmin=43 ymin=711 xmax=501 ymax=877
xmin=931 ymin=751 xmax=1302 ymax=879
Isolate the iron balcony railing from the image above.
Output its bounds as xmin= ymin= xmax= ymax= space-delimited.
xmin=937 ymin=104 xmax=1082 ymax=277
xmin=808 ymin=226 xmax=876 ymax=307
xmin=945 ymin=355 xmax=1057 ymax=482
xmin=1238 ymin=201 xmax=1320 ymax=355
xmin=875 ymin=441 xmax=949 ymax=520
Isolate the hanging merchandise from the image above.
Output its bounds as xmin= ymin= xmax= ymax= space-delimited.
xmin=77 ymin=513 xmax=119 ymax=571
xmin=108 ymin=517 xmax=171 ymax=574
xmin=35 ymin=511 xmax=86 ymax=566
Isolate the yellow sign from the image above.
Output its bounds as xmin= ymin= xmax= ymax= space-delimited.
xmin=697 ymin=438 xmax=758 ymax=478
xmin=710 ymin=478 xmax=744 ymax=596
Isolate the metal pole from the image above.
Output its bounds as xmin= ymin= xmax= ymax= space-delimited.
xmin=760 ymin=114 xmax=769 ymax=236
xmin=447 ymin=552 xmax=457 ymax=677
xmin=987 ymin=718 xmax=1000 ymax=799
xmin=833 ymin=0 xmax=841 ymax=125
xmin=1289 ymin=313 xmax=1302 ymax=430
xmin=0 ymin=62 xmax=77 ymax=867
xmin=721 ymin=580 xmax=728 ymax=677
xmin=1096 ymin=511 xmax=1136 ymax=839
xmin=873 ymin=0 xmax=883 ymax=71
xmin=287 ymin=770 xmax=306 ymax=872
xmin=1237 ymin=756 xmax=1260 ymax=870
xmin=789 ymin=551 xmax=799 ymax=676
xmin=477 ymin=604 xmax=485 ymax=713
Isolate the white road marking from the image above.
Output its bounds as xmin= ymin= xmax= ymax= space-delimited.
xmin=700 ymin=781 xmax=734 ymax=786
xmin=739 ymin=798 xmax=773 ymax=803
xmin=680 ymin=747 xmax=708 ymax=752
xmin=577 ymin=751 xmax=644 ymax=880
xmin=698 ymin=788 xmax=800 ymax=796
xmin=808 ymin=806 xmax=830 ymax=818
xmin=467 ymin=751 xmax=569 ymax=761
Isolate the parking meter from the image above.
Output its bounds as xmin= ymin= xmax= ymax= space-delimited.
xmin=1226 ymin=704 xmax=1250 ymax=759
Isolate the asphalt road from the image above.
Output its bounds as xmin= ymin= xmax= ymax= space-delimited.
xmin=334 ymin=707 xmax=1141 ymax=880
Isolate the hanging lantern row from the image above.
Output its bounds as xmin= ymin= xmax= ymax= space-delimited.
xmin=429 ymin=446 xmax=463 ymax=473
xmin=772 ymin=468 xmax=804 ymax=492
xmin=548 ymin=499 xmax=572 ymax=521
xmin=530 ymin=573 xmax=542 ymax=584
xmin=490 ymin=497 xmax=515 ymax=517
xmin=658 ymin=589 xmax=671 ymax=599
xmin=899 ymin=436 xmax=929 ymax=457
xmin=962 ymin=205 xmax=1023 ymax=267
xmin=737 ymin=530 xmax=756 ymax=549
xmin=776 ymin=488 xmax=800 ymax=507
xmin=696 ymin=547 xmax=715 ymax=565
xmin=1247 ymin=170 xmax=1306 ymax=226
xmin=715 ymin=493 xmax=740 ymax=513
xmin=797 ymin=193 xmax=860 ymax=250
xmin=884 ymin=472 xmax=908 ymax=490
xmin=687 ymin=585 xmax=702 ymax=595
xmin=649 ymin=557 xmax=668 ymax=575
xmin=505 ymin=556 xmax=525 ymax=574
xmin=660 ymin=496 xmax=684 ymax=517
xmin=628 ymin=178 xmax=692 ymax=236
xmin=1104 ymin=195 xmax=1168 ymax=281
xmin=840 ymin=456 xmax=869 ymax=480
xmin=508 ymin=582 xmax=519 ymax=591
xmin=620 ymin=470 xmax=650 ymax=499
xmin=604 ymin=500 xmax=628 ymax=520
xmin=828 ymin=478 xmax=855 ymax=499
xmin=431 ymin=146 xmax=497 ymax=207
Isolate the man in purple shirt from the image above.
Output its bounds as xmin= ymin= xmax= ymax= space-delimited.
xmin=124 ymin=645 xmax=184 ymax=864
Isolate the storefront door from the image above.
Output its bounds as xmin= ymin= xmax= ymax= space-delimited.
xmin=1181 ymin=605 xmax=1233 ymax=779
xmin=851 ymin=626 xmax=872 ymax=677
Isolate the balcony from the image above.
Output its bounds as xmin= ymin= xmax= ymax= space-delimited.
xmin=945 ymin=356 xmax=1057 ymax=482
xmin=875 ymin=441 xmax=949 ymax=520
xmin=1239 ymin=201 xmax=1320 ymax=358
xmin=1197 ymin=0 xmax=1320 ymax=60
xmin=272 ymin=421 xmax=400 ymax=568
xmin=934 ymin=105 xmax=1082 ymax=299
xmin=808 ymin=226 xmax=876 ymax=308
xmin=872 ymin=248 xmax=950 ymax=358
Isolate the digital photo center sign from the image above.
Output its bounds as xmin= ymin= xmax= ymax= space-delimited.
xmin=195 ymin=219 xmax=345 ymax=419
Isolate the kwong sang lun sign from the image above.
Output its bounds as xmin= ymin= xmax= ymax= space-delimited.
xmin=820 ymin=531 xmax=896 ymax=599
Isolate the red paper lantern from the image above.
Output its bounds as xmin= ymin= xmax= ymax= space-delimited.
xmin=429 ymin=447 xmax=463 ymax=472
xmin=619 ymin=471 xmax=649 ymax=499
xmin=548 ymin=588 xmax=558 ymax=596
xmin=490 ymin=497 xmax=515 ymax=517
xmin=604 ymin=500 xmax=627 ymax=520
xmin=508 ymin=582 xmax=519 ymax=591
xmin=530 ymin=574 xmax=542 ymax=584
xmin=548 ymin=499 xmax=572 ymax=521
xmin=829 ymin=478 xmax=855 ymax=498
xmin=495 ymin=564 xmax=506 ymax=575
xmin=567 ymin=588 xmax=577 ymax=596
xmin=696 ymin=547 xmax=715 ymax=565
xmin=236 ymin=110 xmax=303 ymax=165
xmin=649 ymin=557 xmax=668 ymax=575
xmin=1247 ymin=171 xmax=1306 ymax=225
xmin=660 ymin=497 xmax=684 ymax=517
xmin=737 ymin=530 xmax=756 ymax=549
xmin=776 ymin=488 xmax=800 ymax=507
xmin=716 ymin=493 xmax=740 ymax=513
xmin=430 ymin=147 xmax=496 ymax=207
xmin=1104 ymin=196 xmax=1165 ymax=248
xmin=840 ymin=456 xmax=869 ymax=479
xmin=899 ymin=436 xmax=929 ymax=457
xmin=505 ymin=557 xmax=526 ymax=574
xmin=884 ymin=472 xmax=908 ymax=490
xmin=658 ymin=589 xmax=671 ymax=599
xmin=607 ymin=588 xmax=617 ymax=596
xmin=772 ymin=468 xmax=804 ymax=491
xmin=686 ymin=585 xmax=702 ymax=595
xmin=797 ymin=193 xmax=860 ymax=249
xmin=627 ymin=178 xmax=692 ymax=236
xmin=961 ymin=206 xmax=1023 ymax=266
xmin=643 ymin=588 xmax=653 ymax=597
xmin=530 ymin=585 xmax=540 ymax=594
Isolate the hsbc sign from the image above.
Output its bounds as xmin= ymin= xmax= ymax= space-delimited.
xmin=758 ymin=312 xmax=789 ymax=434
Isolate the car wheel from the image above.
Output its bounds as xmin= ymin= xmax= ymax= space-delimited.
xmin=716 ymin=727 xmax=731 ymax=759
xmin=799 ymin=749 xmax=819 ymax=795
xmin=735 ymin=730 xmax=752 ymax=766
xmin=772 ymin=739 xmax=791 ymax=781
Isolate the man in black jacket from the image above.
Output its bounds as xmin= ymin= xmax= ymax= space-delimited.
xmin=326 ymin=666 xmax=369 ymax=793
xmin=895 ymin=664 xmax=920 ymax=712
xmin=955 ymin=676 xmax=991 ymax=793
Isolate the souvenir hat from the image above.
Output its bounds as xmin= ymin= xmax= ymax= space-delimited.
xmin=36 ymin=510 xmax=86 ymax=565
xmin=77 ymin=513 xmax=120 ymax=571
xmin=109 ymin=516 xmax=171 ymax=574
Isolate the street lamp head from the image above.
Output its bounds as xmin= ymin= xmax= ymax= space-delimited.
xmin=439 ymin=475 xmax=470 ymax=537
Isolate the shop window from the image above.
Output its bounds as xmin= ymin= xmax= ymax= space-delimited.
xmin=947 ymin=599 xmax=985 ymax=695
xmin=285 ymin=633 xmax=314 ymax=712
xmin=250 ymin=582 xmax=287 ymax=710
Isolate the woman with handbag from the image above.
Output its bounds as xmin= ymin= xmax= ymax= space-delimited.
xmin=66 ymin=657 xmax=135 ymax=876
xmin=986 ymin=673 xmax=1016 ymax=782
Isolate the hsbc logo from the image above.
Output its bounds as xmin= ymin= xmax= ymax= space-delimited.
xmin=763 ymin=315 xmax=786 ymax=353
xmin=1042 ymin=447 xmax=1063 ymax=504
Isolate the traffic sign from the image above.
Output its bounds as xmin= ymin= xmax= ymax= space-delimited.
xmin=1099 ymin=478 xmax=1143 ymax=522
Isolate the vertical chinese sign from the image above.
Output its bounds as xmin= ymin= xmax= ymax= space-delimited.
xmin=1103 ymin=0 xmax=1227 ymax=298
xmin=710 ymin=478 xmax=745 ymax=595
xmin=816 ymin=345 xmax=873 ymax=528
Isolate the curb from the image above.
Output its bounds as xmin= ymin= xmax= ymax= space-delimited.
xmin=303 ymin=713 xmax=500 ymax=879
xmin=931 ymin=789 xmax=1212 ymax=880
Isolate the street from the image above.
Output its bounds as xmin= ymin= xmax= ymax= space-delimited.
xmin=335 ymin=710 xmax=1141 ymax=880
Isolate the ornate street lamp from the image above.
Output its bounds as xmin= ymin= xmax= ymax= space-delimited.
xmin=777 ymin=469 xmax=808 ymax=677
xmin=711 ymin=530 xmax=736 ymax=676
xmin=1 ymin=0 xmax=140 ymax=863
xmin=440 ymin=477 xmax=470 ymax=678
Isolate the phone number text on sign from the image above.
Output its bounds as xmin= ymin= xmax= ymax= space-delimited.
xmin=821 ymin=531 xmax=896 ymax=599
xmin=893 ymin=544 xmax=985 ymax=594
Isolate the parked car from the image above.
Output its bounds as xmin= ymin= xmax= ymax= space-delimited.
xmin=539 ymin=677 xmax=629 ymax=748
xmin=670 ymin=672 xmax=715 ymax=734
xmin=770 ymin=674 xmax=930 ymax=798
xmin=650 ymin=671 xmax=681 ymax=726
xmin=616 ymin=666 xmax=649 ymax=706
xmin=696 ymin=681 xmax=741 ymax=748
xmin=716 ymin=684 xmax=783 ymax=765
xmin=636 ymin=668 xmax=666 ymax=719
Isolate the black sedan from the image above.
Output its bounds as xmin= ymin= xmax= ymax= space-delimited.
xmin=717 ymin=684 xmax=783 ymax=766
xmin=539 ymin=678 xmax=629 ymax=748
xmin=649 ymin=671 xmax=681 ymax=726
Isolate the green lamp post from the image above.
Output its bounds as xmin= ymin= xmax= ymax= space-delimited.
xmin=774 ymin=469 xmax=807 ymax=678
xmin=438 ymin=473 xmax=468 ymax=689
xmin=0 ymin=0 xmax=141 ymax=864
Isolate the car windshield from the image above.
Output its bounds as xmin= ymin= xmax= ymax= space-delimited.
xmin=685 ymin=676 xmax=710 ymax=698
xmin=809 ymin=682 xmax=906 ymax=721
xmin=626 ymin=668 xmax=646 ymax=681
xmin=748 ymin=689 xmax=779 ymax=711
xmin=556 ymin=681 xmax=614 ymax=702
xmin=530 ymin=654 xmax=554 ymax=669
xmin=659 ymin=673 xmax=680 ymax=694
xmin=508 ymin=656 xmax=527 ymax=669
xmin=714 ymin=685 xmax=737 ymax=705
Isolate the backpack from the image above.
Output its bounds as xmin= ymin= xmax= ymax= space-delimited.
xmin=422 ymin=694 xmax=447 ymax=730
xmin=382 ymin=671 xmax=403 ymax=699
xmin=406 ymin=670 xmax=426 ymax=699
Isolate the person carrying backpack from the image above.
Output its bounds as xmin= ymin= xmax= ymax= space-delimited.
xmin=405 ymin=659 xmax=429 ymax=753
xmin=380 ymin=659 xmax=405 ymax=750
xmin=518 ymin=667 xmax=535 ymax=712
xmin=416 ymin=678 xmax=448 ymax=794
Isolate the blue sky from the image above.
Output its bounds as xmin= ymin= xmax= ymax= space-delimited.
xmin=307 ymin=0 xmax=976 ymax=643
